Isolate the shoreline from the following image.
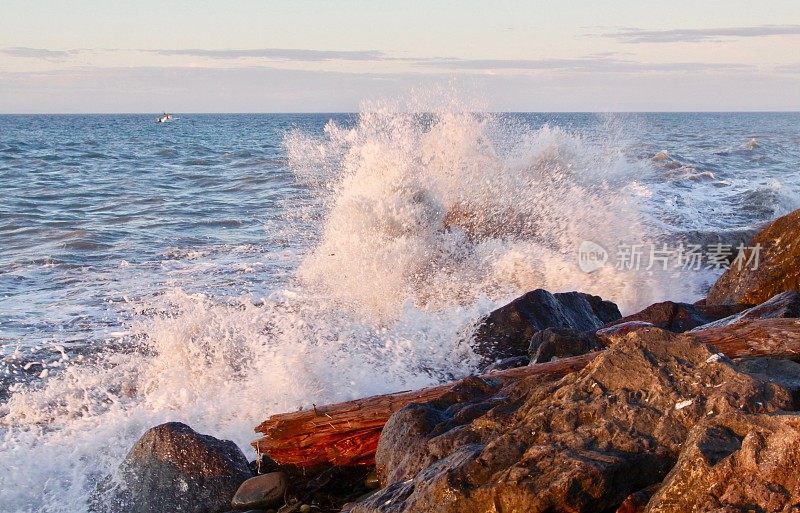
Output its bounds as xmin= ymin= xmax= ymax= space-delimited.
xmin=93 ymin=207 xmax=800 ymax=513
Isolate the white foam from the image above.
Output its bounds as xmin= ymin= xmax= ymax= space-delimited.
xmin=289 ymin=105 xmax=672 ymax=320
xmin=1 ymin=98 xmax=705 ymax=512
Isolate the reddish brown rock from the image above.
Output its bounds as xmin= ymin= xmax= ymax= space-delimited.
xmin=596 ymin=321 xmax=656 ymax=340
xmin=356 ymin=328 xmax=794 ymax=513
xmin=646 ymin=412 xmax=800 ymax=513
xmin=708 ymin=209 xmax=800 ymax=305
xmin=253 ymin=318 xmax=800 ymax=471
xmin=735 ymin=357 xmax=800 ymax=409
xmin=692 ymin=291 xmax=800 ymax=330
xmin=604 ymin=300 xmax=749 ymax=333
xmin=616 ymin=484 xmax=660 ymax=513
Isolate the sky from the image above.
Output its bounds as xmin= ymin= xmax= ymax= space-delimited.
xmin=1 ymin=0 xmax=799 ymax=112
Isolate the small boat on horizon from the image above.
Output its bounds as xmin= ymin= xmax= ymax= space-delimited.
xmin=156 ymin=113 xmax=173 ymax=123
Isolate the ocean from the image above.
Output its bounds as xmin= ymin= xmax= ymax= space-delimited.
xmin=1 ymin=108 xmax=799 ymax=512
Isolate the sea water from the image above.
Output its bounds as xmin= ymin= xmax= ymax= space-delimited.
xmin=1 ymin=104 xmax=799 ymax=512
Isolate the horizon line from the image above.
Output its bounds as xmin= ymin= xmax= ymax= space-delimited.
xmin=1 ymin=110 xmax=799 ymax=115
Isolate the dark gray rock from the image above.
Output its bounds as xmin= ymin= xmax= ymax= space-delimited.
xmin=472 ymin=289 xmax=620 ymax=362
xmin=528 ymin=327 xmax=604 ymax=363
xmin=231 ymin=472 xmax=289 ymax=510
xmin=91 ymin=422 xmax=252 ymax=513
xmin=480 ymin=355 xmax=530 ymax=373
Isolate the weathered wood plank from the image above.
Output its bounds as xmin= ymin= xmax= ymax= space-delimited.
xmin=252 ymin=319 xmax=800 ymax=467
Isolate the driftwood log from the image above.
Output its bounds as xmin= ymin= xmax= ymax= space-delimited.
xmin=253 ymin=319 xmax=800 ymax=467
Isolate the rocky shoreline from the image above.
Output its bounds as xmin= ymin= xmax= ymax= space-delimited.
xmin=93 ymin=208 xmax=800 ymax=513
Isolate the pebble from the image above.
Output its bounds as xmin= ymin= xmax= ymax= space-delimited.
xmin=230 ymin=472 xmax=289 ymax=510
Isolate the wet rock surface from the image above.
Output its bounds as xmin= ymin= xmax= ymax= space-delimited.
xmin=528 ymin=327 xmax=603 ymax=363
xmin=472 ymin=289 xmax=620 ymax=362
xmin=605 ymin=300 xmax=749 ymax=333
xmin=708 ymin=208 xmax=800 ymax=305
xmin=481 ymin=355 xmax=530 ymax=373
xmin=91 ymin=422 xmax=252 ymax=513
xmin=357 ymin=328 xmax=796 ymax=513
xmin=119 ymin=274 xmax=800 ymax=512
xmin=646 ymin=412 xmax=800 ymax=513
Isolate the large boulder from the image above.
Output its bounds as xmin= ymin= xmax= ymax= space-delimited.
xmin=708 ymin=209 xmax=800 ymax=305
xmin=542 ymin=292 xmax=800 ymax=365
xmin=358 ymin=328 xmax=794 ymax=513
xmin=472 ymin=289 xmax=620 ymax=362
xmin=646 ymin=412 xmax=800 ymax=512
xmin=91 ymin=422 xmax=252 ymax=513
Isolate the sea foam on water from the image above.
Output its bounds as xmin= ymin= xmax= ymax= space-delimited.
xmin=1 ymin=100 xmax=710 ymax=512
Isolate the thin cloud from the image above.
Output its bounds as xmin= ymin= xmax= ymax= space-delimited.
xmin=775 ymin=63 xmax=800 ymax=73
xmin=1 ymin=47 xmax=71 ymax=61
xmin=148 ymin=48 xmax=385 ymax=61
xmin=3 ymin=63 xmax=798 ymax=113
xmin=602 ymin=25 xmax=800 ymax=43
xmin=417 ymin=57 xmax=751 ymax=73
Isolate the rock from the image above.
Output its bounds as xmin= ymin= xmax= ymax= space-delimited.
xmin=480 ymin=355 xmax=530 ymax=373
xmin=91 ymin=422 xmax=252 ymax=513
xmin=604 ymin=301 xmax=748 ymax=333
xmin=692 ymin=291 xmax=800 ymax=330
xmin=616 ymin=484 xmax=660 ymax=513
xmin=708 ymin=208 xmax=800 ymax=305
xmin=472 ymin=289 xmax=621 ymax=362
xmin=528 ymin=328 xmax=604 ymax=363
xmin=231 ymin=472 xmax=289 ymax=510
xmin=374 ymin=376 xmax=502 ymax=486
xmin=596 ymin=321 xmax=657 ymax=341
xmin=359 ymin=328 xmax=794 ymax=513
xmin=341 ymin=491 xmax=380 ymax=513
xmin=646 ymin=412 xmax=800 ymax=512
xmin=736 ymin=357 xmax=800 ymax=409
xmin=268 ymin=465 xmax=378 ymax=512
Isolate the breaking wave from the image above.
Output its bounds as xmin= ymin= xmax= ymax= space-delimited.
xmin=1 ymin=99 xmax=712 ymax=512
xmin=287 ymin=105 xmax=677 ymax=321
